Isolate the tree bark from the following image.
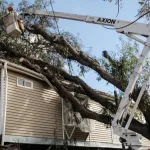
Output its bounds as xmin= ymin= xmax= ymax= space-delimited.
xmin=28 ymin=26 xmax=150 ymax=124
xmin=1 ymin=34 xmax=150 ymax=139
xmin=0 ymin=41 xmax=116 ymax=112
xmin=19 ymin=57 xmax=150 ymax=140
xmin=29 ymin=25 xmax=124 ymax=91
xmin=19 ymin=57 xmax=112 ymax=124
xmin=21 ymin=57 xmax=116 ymax=113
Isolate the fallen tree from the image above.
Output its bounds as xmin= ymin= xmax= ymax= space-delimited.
xmin=0 ymin=0 xmax=150 ymax=140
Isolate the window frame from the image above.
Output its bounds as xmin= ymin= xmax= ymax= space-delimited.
xmin=17 ymin=77 xmax=33 ymax=89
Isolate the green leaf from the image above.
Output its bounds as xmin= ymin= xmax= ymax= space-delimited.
xmin=138 ymin=1 xmax=144 ymax=5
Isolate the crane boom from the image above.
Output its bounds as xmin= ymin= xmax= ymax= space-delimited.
xmin=23 ymin=8 xmax=150 ymax=37
xmin=4 ymin=8 xmax=150 ymax=150
xmin=23 ymin=8 xmax=117 ymax=26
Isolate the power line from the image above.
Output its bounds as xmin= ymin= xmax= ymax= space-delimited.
xmin=102 ymin=9 xmax=150 ymax=30
xmin=41 ymin=1 xmax=150 ymax=33
xmin=41 ymin=0 xmax=61 ymax=35
xmin=49 ymin=0 xmax=61 ymax=35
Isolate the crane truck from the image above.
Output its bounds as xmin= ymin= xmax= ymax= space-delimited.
xmin=3 ymin=7 xmax=150 ymax=150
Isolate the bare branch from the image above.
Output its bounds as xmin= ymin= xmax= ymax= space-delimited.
xmin=30 ymin=25 xmax=124 ymax=91
xmin=1 ymin=40 xmax=150 ymax=139
xmin=19 ymin=57 xmax=112 ymax=124
xmin=0 ymin=42 xmax=116 ymax=112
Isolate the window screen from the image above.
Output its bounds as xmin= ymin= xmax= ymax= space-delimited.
xmin=25 ymin=81 xmax=32 ymax=88
xmin=18 ymin=78 xmax=24 ymax=86
xmin=17 ymin=78 xmax=33 ymax=89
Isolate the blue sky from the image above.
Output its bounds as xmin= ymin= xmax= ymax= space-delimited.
xmin=52 ymin=0 xmax=142 ymax=94
xmin=8 ymin=0 xmax=144 ymax=94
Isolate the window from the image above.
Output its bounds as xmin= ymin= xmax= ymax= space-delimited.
xmin=25 ymin=81 xmax=32 ymax=88
xmin=17 ymin=77 xmax=33 ymax=89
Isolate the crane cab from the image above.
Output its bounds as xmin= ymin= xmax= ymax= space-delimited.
xmin=3 ymin=10 xmax=22 ymax=38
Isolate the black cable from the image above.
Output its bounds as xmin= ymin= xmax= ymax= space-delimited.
xmin=102 ymin=9 xmax=150 ymax=30
xmin=41 ymin=0 xmax=61 ymax=35
xmin=49 ymin=0 xmax=61 ymax=35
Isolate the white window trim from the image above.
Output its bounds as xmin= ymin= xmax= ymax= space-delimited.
xmin=17 ymin=77 xmax=33 ymax=89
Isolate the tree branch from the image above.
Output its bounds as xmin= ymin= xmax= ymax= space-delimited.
xmin=30 ymin=25 xmax=124 ymax=91
xmin=0 ymin=42 xmax=116 ymax=112
xmin=22 ymin=57 xmax=116 ymax=113
xmin=19 ymin=57 xmax=112 ymax=124
xmin=1 ymin=40 xmax=150 ymax=139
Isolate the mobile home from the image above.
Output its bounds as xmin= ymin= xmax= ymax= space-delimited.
xmin=0 ymin=59 xmax=149 ymax=149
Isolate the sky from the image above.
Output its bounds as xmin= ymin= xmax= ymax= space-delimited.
xmin=51 ymin=0 xmax=143 ymax=95
xmin=8 ymin=0 xmax=145 ymax=95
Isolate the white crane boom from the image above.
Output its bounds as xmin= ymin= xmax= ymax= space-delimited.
xmin=23 ymin=8 xmax=150 ymax=37
xmin=24 ymin=9 xmax=117 ymax=26
xmin=3 ymin=8 xmax=150 ymax=150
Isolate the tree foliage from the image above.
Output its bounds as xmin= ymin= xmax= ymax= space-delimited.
xmin=107 ymin=0 xmax=150 ymax=20
xmin=101 ymin=38 xmax=150 ymax=123
xmin=1 ymin=0 xmax=150 ymax=141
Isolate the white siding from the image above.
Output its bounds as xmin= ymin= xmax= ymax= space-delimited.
xmin=5 ymin=71 xmax=63 ymax=139
xmin=87 ymin=100 xmax=113 ymax=143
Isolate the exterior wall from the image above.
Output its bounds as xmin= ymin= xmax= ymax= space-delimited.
xmin=64 ymin=99 xmax=113 ymax=143
xmin=5 ymin=69 xmax=114 ymax=144
xmin=87 ymin=100 xmax=112 ymax=143
xmin=2 ymin=68 xmax=150 ymax=147
xmin=5 ymin=70 xmax=63 ymax=139
xmin=65 ymin=126 xmax=89 ymax=140
xmin=86 ymin=100 xmax=150 ymax=146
